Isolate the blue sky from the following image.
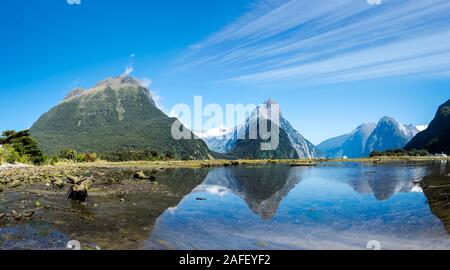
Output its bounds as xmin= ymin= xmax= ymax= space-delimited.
xmin=1 ymin=0 xmax=449 ymax=144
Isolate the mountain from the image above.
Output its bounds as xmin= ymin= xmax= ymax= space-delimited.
xmin=406 ymin=99 xmax=450 ymax=154
xmin=30 ymin=76 xmax=210 ymax=160
xmin=364 ymin=117 xmax=420 ymax=156
xmin=206 ymin=99 xmax=318 ymax=159
xmin=317 ymin=123 xmax=376 ymax=158
xmin=318 ymin=117 xmax=422 ymax=158
xmin=200 ymin=128 xmax=233 ymax=154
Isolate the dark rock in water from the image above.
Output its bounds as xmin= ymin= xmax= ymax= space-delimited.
xmin=67 ymin=178 xmax=92 ymax=202
xmin=149 ymin=175 xmax=157 ymax=182
xmin=196 ymin=197 xmax=207 ymax=201
xmin=68 ymin=187 xmax=88 ymax=202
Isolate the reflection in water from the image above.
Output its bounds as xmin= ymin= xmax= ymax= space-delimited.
xmin=422 ymin=162 xmax=450 ymax=234
xmin=194 ymin=166 xmax=304 ymax=219
xmin=146 ymin=164 xmax=450 ymax=250
xmin=3 ymin=164 xmax=450 ymax=250
xmin=348 ymin=166 xmax=428 ymax=201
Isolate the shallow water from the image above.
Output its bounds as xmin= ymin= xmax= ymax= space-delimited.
xmin=1 ymin=163 xmax=450 ymax=250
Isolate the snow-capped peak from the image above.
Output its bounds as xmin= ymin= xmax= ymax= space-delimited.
xmin=416 ymin=125 xmax=428 ymax=132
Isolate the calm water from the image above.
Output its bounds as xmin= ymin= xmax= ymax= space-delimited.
xmin=1 ymin=163 xmax=450 ymax=250
xmin=145 ymin=163 xmax=450 ymax=250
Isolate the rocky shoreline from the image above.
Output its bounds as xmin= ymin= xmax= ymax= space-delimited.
xmin=0 ymin=164 xmax=205 ymax=250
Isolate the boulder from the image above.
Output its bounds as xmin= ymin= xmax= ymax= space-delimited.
xmin=134 ymin=171 xmax=149 ymax=180
xmin=68 ymin=178 xmax=92 ymax=202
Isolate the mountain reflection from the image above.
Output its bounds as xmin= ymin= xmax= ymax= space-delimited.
xmin=347 ymin=166 xmax=428 ymax=201
xmin=193 ymin=166 xmax=304 ymax=219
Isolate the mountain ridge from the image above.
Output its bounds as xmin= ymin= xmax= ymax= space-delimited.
xmin=406 ymin=99 xmax=450 ymax=154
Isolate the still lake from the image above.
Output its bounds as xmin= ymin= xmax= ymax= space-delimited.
xmin=146 ymin=163 xmax=450 ymax=250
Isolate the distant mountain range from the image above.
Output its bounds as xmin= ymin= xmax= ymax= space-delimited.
xmin=30 ymin=76 xmax=211 ymax=160
xmin=204 ymin=99 xmax=318 ymax=160
xmin=27 ymin=74 xmax=448 ymax=160
xmin=318 ymin=117 xmax=425 ymax=158
xmin=406 ymin=99 xmax=450 ymax=155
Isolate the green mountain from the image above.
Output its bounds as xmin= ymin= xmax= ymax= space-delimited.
xmin=405 ymin=99 xmax=450 ymax=154
xmin=30 ymin=76 xmax=210 ymax=160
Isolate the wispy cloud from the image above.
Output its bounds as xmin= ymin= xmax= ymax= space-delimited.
xmin=122 ymin=53 xmax=136 ymax=77
xmin=176 ymin=0 xmax=450 ymax=86
xmin=67 ymin=0 xmax=81 ymax=5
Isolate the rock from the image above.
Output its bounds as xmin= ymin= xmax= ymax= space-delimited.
xmin=0 ymin=213 xmax=5 ymax=220
xmin=34 ymin=201 xmax=42 ymax=208
xmin=11 ymin=210 xmax=21 ymax=221
xmin=134 ymin=171 xmax=148 ymax=180
xmin=68 ymin=178 xmax=92 ymax=202
xmin=23 ymin=211 xmax=34 ymax=218
xmin=196 ymin=197 xmax=207 ymax=201
xmin=0 ymin=185 xmax=4 ymax=193
xmin=149 ymin=175 xmax=157 ymax=182
xmin=8 ymin=180 xmax=21 ymax=188
xmin=53 ymin=179 xmax=66 ymax=188
xmin=66 ymin=175 xmax=83 ymax=185
xmin=68 ymin=187 xmax=88 ymax=202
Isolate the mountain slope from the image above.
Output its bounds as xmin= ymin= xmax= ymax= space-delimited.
xmin=406 ymin=99 xmax=450 ymax=154
xmin=317 ymin=123 xmax=376 ymax=158
xmin=30 ymin=76 xmax=210 ymax=160
xmin=364 ymin=117 xmax=419 ymax=156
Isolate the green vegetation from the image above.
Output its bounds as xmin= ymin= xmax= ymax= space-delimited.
xmin=29 ymin=79 xmax=211 ymax=160
xmin=98 ymin=149 xmax=175 ymax=162
xmin=0 ymin=130 xmax=46 ymax=165
xmin=370 ymin=148 xmax=430 ymax=157
xmin=58 ymin=148 xmax=97 ymax=163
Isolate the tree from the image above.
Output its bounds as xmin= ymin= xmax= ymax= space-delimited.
xmin=0 ymin=130 xmax=46 ymax=165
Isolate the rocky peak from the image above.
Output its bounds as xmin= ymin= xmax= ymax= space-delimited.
xmin=263 ymin=98 xmax=277 ymax=105
xmin=95 ymin=76 xmax=142 ymax=90
xmin=64 ymin=88 xmax=85 ymax=101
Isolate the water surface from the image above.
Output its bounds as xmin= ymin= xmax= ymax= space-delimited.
xmin=1 ymin=163 xmax=450 ymax=250
xmin=145 ymin=163 xmax=450 ymax=250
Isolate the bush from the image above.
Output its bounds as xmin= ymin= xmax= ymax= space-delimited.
xmin=58 ymin=148 xmax=97 ymax=163
xmin=99 ymin=150 xmax=163 ymax=162
xmin=370 ymin=149 xmax=430 ymax=157
xmin=0 ymin=144 xmax=27 ymax=164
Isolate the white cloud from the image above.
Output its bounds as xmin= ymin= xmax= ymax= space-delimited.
xmin=121 ymin=53 xmax=136 ymax=77
xmin=122 ymin=66 xmax=133 ymax=77
xmin=177 ymin=0 xmax=450 ymax=86
xmin=367 ymin=0 xmax=382 ymax=5
xmin=67 ymin=0 xmax=81 ymax=5
xmin=139 ymin=77 xmax=152 ymax=88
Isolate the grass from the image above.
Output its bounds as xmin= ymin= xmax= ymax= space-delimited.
xmin=61 ymin=156 xmax=450 ymax=170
